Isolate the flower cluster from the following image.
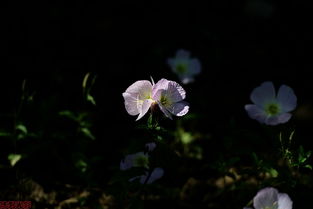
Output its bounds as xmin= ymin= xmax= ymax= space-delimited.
xmin=245 ymin=81 xmax=297 ymax=125
xmin=120 ymin=142 xmax=164 ymax=184
xmin=122 ymin=78 xmax=189 ymax=120
xmin=167 ymin=49 xmax=201 ymax=84
xmin=244 ymin=187 xmax=292 ymax=209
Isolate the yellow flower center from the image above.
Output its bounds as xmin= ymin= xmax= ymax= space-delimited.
xmin=265 ymin=103 xmax=280 ymax=116
xmin=142 ymin=91 xmax=152 ymax=100
xmin=160 ymin=95 xmax=172 ymax=108
xmin=136 ymin=91 xmax=154 ymax=108
xmin=262 ymin=201 xmax=278 ymax=209
xmin=176 ymin=63 xmax=188 ymax=74
xmin=134 ymin=155 xmax=149 ymax=168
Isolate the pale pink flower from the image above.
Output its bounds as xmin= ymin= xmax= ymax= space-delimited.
xmin=122 ymin=78 xmax=189 ymax=120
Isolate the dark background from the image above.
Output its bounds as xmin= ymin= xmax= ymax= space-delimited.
xmin=2 ymin=1 xmax=313 ymax=118
xmin=1 ymin=1 xmax=313 ymax=208
xmin=2 ymin=0 xmax=313 ymax=146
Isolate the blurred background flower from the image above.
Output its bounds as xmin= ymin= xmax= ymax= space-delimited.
xmin=167 ymin=49 xmax=201 ymax=84
xmin=245 ymin=81 xmax=297 ymax=125
xmin=244 ymin=187 xmax=292 ymax=209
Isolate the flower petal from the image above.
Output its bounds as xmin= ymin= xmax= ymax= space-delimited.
xmin=168 ymin=101 xmax=189 ymax=116
xmin=140 ymin=168 xmax=164 ymax=184
xmin=120 ymin=158 xmax=133 ymax=171
xmin=250 ymin=81 xmax=275 ymax=107
xmin=176 ymin=49 xmax=191 ymax=59
xmin=277 ymin=85 xmax=297 ymax=112
xmin=120 ymin=152 xmax=147 ymax=170
xmin=245 ymin=104 xmax=268 ymax=124
xmin=153 ymin=89 xmax=173 ymax=119
xmin=129 ymin=176 xmax=141 ymax=182
xmin=145 ymin=142 xmax=156 ymax=152
xmin=278 ymin=193 xmax=292 ymax=209
xmin=265 ymin=113 xmax=292 ymax=125
xmin=253 ymin=187 xmax=279 ymax=209
xmin=153 ymin=80 xmax=186 ymax=102
xmin=188 ymin=58 xmax=201 ymax=75
xmin=152 ymin=79 xmax=169 ymax=97
xmin=136 ymin=99 xmax=153 ymax=121
xmin=167 ymin=58 xmax=177 ymax=72
xmin=152 ymin=88 xmax=163 ymax=101
xmin=158 ymin=103 xmax=173 ymax=119
xmin=181 ymin=77 xmax=194 ymax=84
xmin=166 ymin=80 xmax=186 ymax=102
xmin=120 ymin=154 xmax=135 ymax=170
xmin=122 ymin=93 xmax=140 ymax=116
xmin=124 ymin=80 xmax=152 ymax=100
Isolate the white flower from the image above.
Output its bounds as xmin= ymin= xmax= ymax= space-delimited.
xmin=122 ymin=78 xmax=189 ymax=120
xmin=122 ymin=80 xmax=154 ymax=121
xmin=245 ymin=187 xmax=293 ymax=209
xmin=245 ymin=81 xmax=297 ymax=125
xmin=145 ymin=142 xmax=156 ymax=152
xmin=120 ymin=143 xmax=164 ymax=184
xmin=167 ymin=49 xmax=201 ymax=84
xmin=152 ymin=78 xmax=189 ymax=119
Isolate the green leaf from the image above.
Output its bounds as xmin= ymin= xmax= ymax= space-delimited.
xmin=181 ymin=132 xmax=193 ymax=144
xmin=16 ymin=124 xmax=28 ymax=140
xmin=267 ymin=168 xmax=279 ymax=178
xmin=306 ymin=150 xmax=312 ymax=159
xmin=289 ymin=130 xmax=295 ymax=142
xmin=59 ymin=110 xmax=77 ymax=120
xmin=16 ymin=124 xmax=27 ymax=135
xmin=82 ymin=72 xmax=97 ymax=105
xmin=0 ymin=132 xmax=11 ymax=137
xmin=80 ymin=127 xmax=95 ymax=140
xmin=75 ymin=160 xmax=88 ymax=173
xmin=87 ymin=94 xmax=96 ymax=105
xmin=155 ymin=126 xmax=161 ymax=131
xmin=8 ymin=154 xmax=22 ymax=167
xmin=252 ymin=152 xmax=263 ymax=167
xmin=82 ymin=72 xmax=90 ymax=90
xmin=305 ymin=164 xmax=312 ymax=170
xmin=147 ymin=113 xmax=153 ymax=128
xmin=298 ymin=146 xmax=311 ymax=164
